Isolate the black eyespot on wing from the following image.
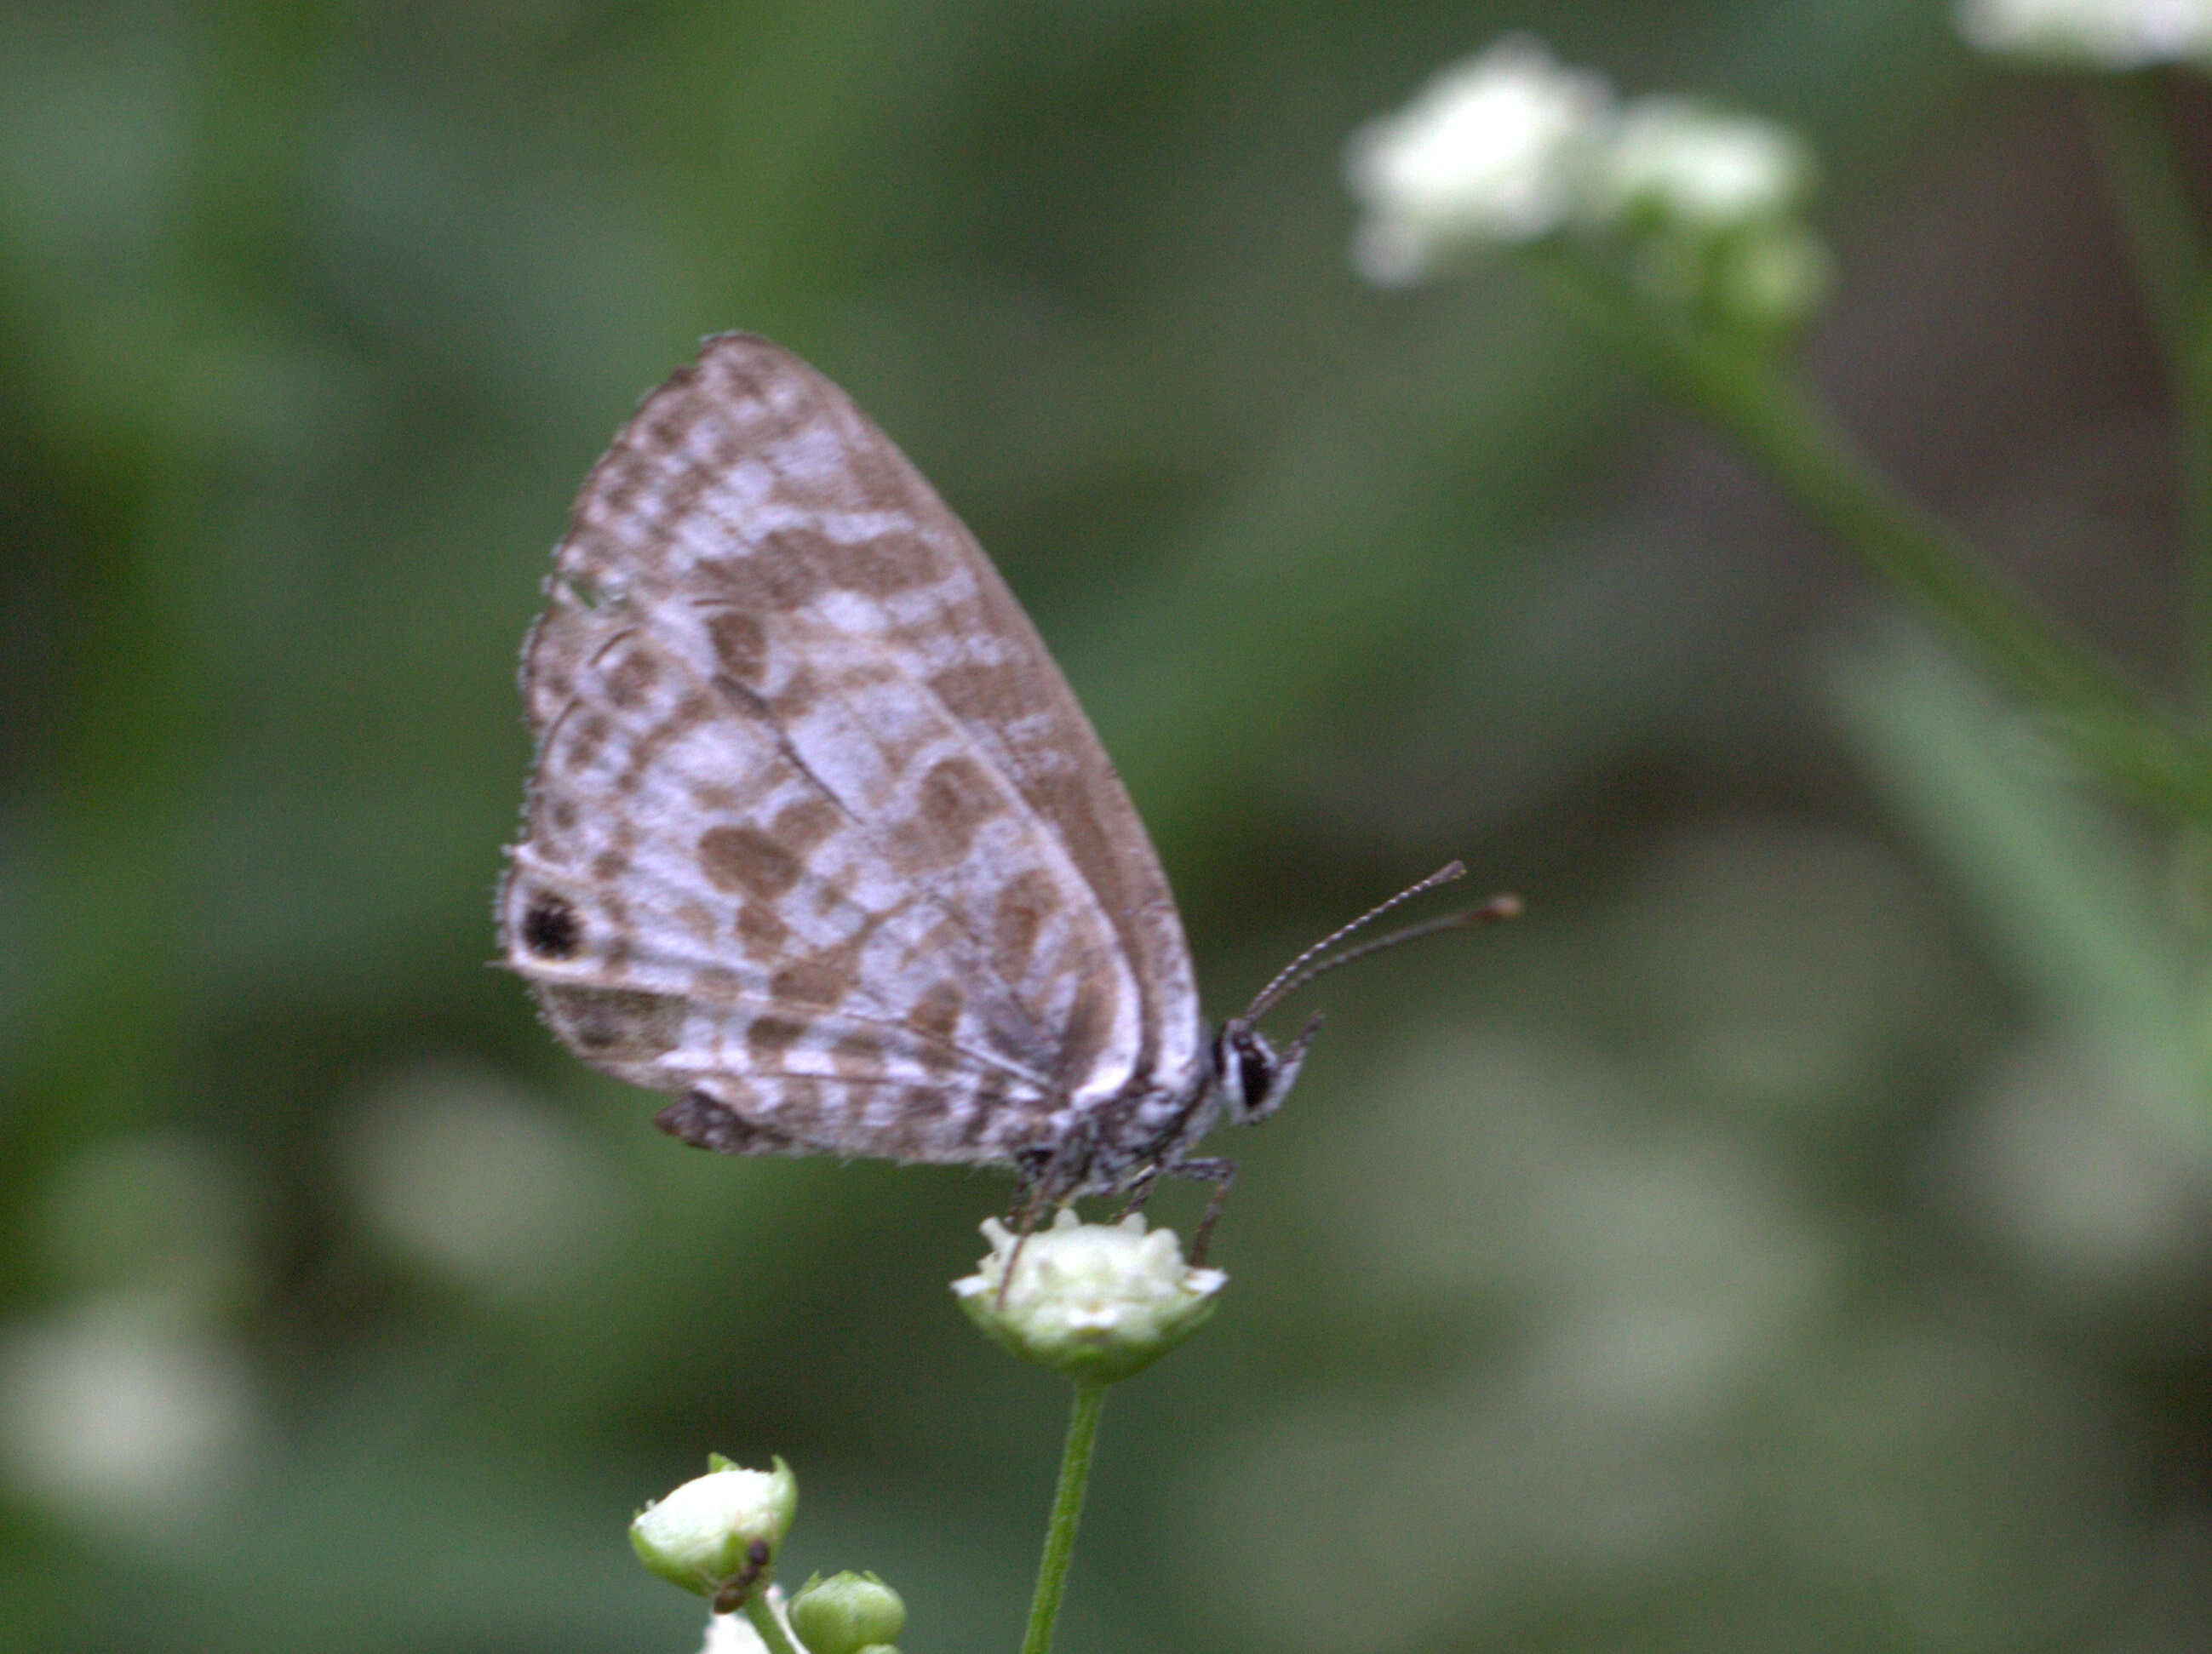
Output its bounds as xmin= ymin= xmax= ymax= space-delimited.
xmin=521 ymin=892 xmax=582 ymax=959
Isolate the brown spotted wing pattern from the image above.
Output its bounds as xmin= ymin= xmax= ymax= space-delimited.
xmin=498 ymin=335 xmax=1209 ymax=1188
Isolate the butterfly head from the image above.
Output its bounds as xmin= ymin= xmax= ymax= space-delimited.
xmin=1211 ymin=1012 xmax=1323 ymax=1126
xmin=1205 ymin=865 xmax=1521 ymax=1132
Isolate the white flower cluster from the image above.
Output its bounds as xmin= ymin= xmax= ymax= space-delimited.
xmin=1957 ymin=0 xmax=2212 ymax=69
xmin=953 ymin=1210 xmax=1225 ymax=1383
xmin=1344 ymin=36 xmax=1611 ymax=283
xmin=1345 ymin=37 xmax=1829 ymax=331
xmin=1600 ymin=98 xmax=1810 ymax=232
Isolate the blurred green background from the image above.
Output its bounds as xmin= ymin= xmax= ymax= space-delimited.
xmin=8 ymin=2 xmax=2212 ymax=1650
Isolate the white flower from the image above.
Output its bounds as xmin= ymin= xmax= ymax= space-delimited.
xmin=1957 ymin=0 xmax=2212 ymax=67
xmin=1599 ymin=99 xmax=1813 ymax=231
xmin=1345 ymin=36 xmax=1613 ymax=285
xmin=1342 ymin=36 xmax=1831 ymax=332
xmin=953 ymin=1210 xmax=1225 ymax=1382
xmin=631 ymin=1456 xmax=798 ymax=1605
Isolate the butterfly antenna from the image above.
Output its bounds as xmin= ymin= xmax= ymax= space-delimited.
xmin=1256 ymin=893 xmax=1524 ymax=1017
xmin=1241 ymin=861 xmax=1466 ymax=1022
xmin=1242 ymin=863 xmax=1519 ymax=1024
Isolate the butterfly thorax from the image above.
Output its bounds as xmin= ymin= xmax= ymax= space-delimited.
xmin=1039 ymin=1016 xmax=1310 ymax=1200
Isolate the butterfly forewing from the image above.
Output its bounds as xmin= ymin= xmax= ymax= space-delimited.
xmin=500 ymin=335 xmax=1206 ymax=1166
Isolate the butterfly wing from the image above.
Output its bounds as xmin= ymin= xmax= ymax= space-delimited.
xmin=499 ymin=335 xmax=1204 ymax=1165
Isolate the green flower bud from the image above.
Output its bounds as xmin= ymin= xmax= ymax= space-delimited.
xmin=952 ymin=1210 xmax=1225 ymax=1383
xmin=630 ymin=1454 xmax=797 ymax=1609
xmin=788 ymin=1570 xmax=907 ymax=1654
xmin=1714 ymin=224 xmax=1833 ymax=333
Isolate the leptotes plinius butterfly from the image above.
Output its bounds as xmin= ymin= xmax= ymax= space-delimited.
xmin=497 ymin=335 xmax=1513 ymax=1234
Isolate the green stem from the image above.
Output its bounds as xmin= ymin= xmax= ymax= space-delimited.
xmin=2085 ymin=75 xmax=2206 ymax=364
xmin=2180 ymin=320 xmax=2212 ymax=723
xmin=743 ymin=1589 xmax=805 ymax=1654
xmin=2086 ymin=73 xmax=2212 ymax=717
xmin=1527 ymin=243 xmax=2212 ymax=821
xmin=1020 ymin=1382 xmax=1109 ymax=1654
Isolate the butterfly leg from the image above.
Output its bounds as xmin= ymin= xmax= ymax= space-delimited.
xmin=1167 ymin=1156 xmax=1238 ymax=1264
xmin=998 ymin=1150 xmax=1060 ymax=1308
xmin=1114 ymin=1164 xmax=1160 ymax=1221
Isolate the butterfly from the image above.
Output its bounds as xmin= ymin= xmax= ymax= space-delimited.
xmin=496 ymin=335 xmax=1513 ymax=1239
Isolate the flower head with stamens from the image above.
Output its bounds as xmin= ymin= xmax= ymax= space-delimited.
xmin=953 ymin=1211 xmax=1225 ymax=1384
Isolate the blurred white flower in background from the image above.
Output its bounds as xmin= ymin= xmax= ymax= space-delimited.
xmin=1344 ymin=35 xmax=1612 ymax=284
xmin=1598 ymin=98 xmax=1812 ymax=230
xmin=338 ymin=1062 xmax=625 ymax=1304
xmin=1344 ymin=36 xmax=1831 ymax=331
xmin=1596 ymin=98 xmax=1830 ymax=328
xmin=0 ymin=1133 xmax=264 ymax=1537
xmin=1941 ymin=1038 xmax=2212 ymax=1296
xmin=0 ymin=1298 xmax=260 ymax=1534
xmin=1957 ymin=0 xmax=2212 ymax=68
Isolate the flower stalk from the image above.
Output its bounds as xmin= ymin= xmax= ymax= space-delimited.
xmin=1520 ymin=240 xmax=2212 ymax=820
xmin=2083 ymin=72 xmax=2212 ymax=707
xmin=954 ymin=1212 xmax=1227 ymax=1652
xmin=1019 ymin=1382 xmax=1109 ymax=1654
xmin=742 ymin=1592 xmax=805 ymax=1654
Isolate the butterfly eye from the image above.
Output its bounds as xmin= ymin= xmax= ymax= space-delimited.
xmin=1231 ymin=1031 xmax=1278 ymax=1117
